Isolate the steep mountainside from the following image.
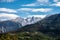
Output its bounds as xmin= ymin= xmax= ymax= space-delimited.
xmin=19 ymin=14 xmax=60 ymax=36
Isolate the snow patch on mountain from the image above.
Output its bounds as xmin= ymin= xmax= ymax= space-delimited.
xmin=0 ymin=14 xmax=47 ymax=26
xmin=24 ymin=15 xmax=46 ymax=25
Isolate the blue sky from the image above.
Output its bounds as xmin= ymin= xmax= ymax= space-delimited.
xmin=0 ymin=0 xmax=60 ymax=17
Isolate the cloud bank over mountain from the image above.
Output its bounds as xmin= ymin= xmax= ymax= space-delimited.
xmin=0 ymin=13 xmax=19 ymax=21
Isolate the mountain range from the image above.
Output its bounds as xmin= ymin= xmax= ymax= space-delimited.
xmin=19 ymin=14 xmax=60 ymax=37
xmin=0 ymin=13 xmax=60 ymax=36
xmin=0 ymin=15 xmax=45 ymax=33
xmin=12 ymin=15 xmax=46 ymax=26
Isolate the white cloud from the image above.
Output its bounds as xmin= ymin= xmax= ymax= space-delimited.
xmin=51 ymin=2 xmax=60 ymax=6
xmin=0 ymin=0 xmax=15 ymax=2
xmin=22 ymin=0 xmax=49 ymax=6
xmin=18 ymin=8 xmax=32 ymax=11
xmin=53 ymin=0 xmax=59 ymax=2
xmin=22 ymin=3 xmax=36 ymax=6
xmin=18 ymin=8 xmax=52 ymax=12
xmin=22 ymin=0 xmax=60 ymax=7
xmin=32 ymin=8 xmax=52 ymax=12
xmin=0 ymin=13 xmax=19 ymax=21
xmin=37 ymin=0 xmax=49 ymax=3
xmin=0 ymin=8 xmax=17 ymax=13
xmin=28 ymin=15 xmax=47 ymax=18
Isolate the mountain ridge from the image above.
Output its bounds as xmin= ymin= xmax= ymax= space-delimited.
xmin=0 ymin=15 xmax=46 ymax=33
xmin=18 ymin=13 xmax=60 ymax=36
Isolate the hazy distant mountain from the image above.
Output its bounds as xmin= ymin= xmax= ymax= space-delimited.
xmin=0 ymin=14 xmax=46 ymax=33
xmin=19 ymin=14 xmax=60 ymax=36
xmin=0 ymin=21 xmax=22 ymax=33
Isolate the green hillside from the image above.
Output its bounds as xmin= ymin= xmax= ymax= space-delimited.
xmin=0 ymin=32 xmax=55 ymax=40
